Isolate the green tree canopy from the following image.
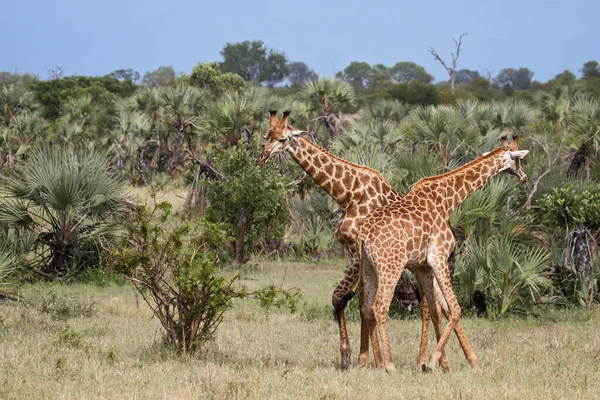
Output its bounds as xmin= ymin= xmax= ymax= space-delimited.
xmin=109 ymin=68 xmax=140 ymax=83
xmin=581 ymin=61 xmax=600 ymax=78
xmin=493 ymin=68 xmax=534 ymax=91
xmin=287 ymin=62 xmax=318 ymax=86
xmin=142 ymin=66 xmax=178 ymax=87
xmin=389 ymin=62 xmax=434 ymax=85
xmin=220 ymin=40 xmax=289 ymax=87
xmin=336 ymin=62 xmax=372 ymax=91
xmin=189 ymin=62 xmax=245 ymax=96
xmin=454 ymin=69 xmax=481 ymax=84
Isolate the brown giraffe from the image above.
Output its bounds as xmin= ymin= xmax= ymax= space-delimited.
xmin=357 ymin=135 xmax=528 ymax=372
xmin=259 ymin=110 xmax=475 ymax=371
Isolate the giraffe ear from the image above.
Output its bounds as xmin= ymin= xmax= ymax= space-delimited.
xmin=509 ymin=150 xmax=529 ymax=159
xmin=289 ymin=127 xmax=307 ymax=137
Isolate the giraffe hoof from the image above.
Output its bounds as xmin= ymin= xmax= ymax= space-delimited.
xmin=421 ymin=364 xmax=433 ymax=373
xmin=339 ymin=358 xmax=350 ymax=371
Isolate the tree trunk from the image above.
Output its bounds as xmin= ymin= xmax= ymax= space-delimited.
xmin=137 ymin=146 xmax=149 ymax=186
xmin=232 ymin=208 xmax=250 ymax=266
xmin=167 ymin=126 xmax=186 ymax=176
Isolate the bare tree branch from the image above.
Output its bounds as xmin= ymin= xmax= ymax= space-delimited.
xmin=184 ymin=149 xmax=226 ymax=181
xmin=429 ymin=33 xmax=468 ymax=95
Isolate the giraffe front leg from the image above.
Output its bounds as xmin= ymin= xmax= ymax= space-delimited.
xmin=359 ymin=262 xmax=382 ymax=368
xmin=416 ymin=288 xmax=431 ymax=370
xmin=415 ymin=269 xmax=451 ymax=373
xmin=425 ymin=256 xmax=464 ymax=371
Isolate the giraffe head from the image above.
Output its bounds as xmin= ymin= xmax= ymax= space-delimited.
xmin=499 ymin=134 xmax=529 ymax=183
xmin=259 ymin=111 xmax=306 ymax=164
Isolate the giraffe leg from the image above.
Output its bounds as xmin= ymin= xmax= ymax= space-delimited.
xmin=431 ymin=263 xmax=479 ymax=369
xmin=332 ymin=255 xmax=361 ymax=370
xmin=414 ymin=269 xmax=451 ymax=373
xmin=425 ymin=256 xmax=466 ymax=371
xmin=415 ymin=291 xmax=431 ymax=370
xmin=357 ymin=280 xmax=370 ymax=366
xmin=359 ymin=259 xmax=383 ymax=368
xmin=372 ymin=260 xmax=405 ymax=373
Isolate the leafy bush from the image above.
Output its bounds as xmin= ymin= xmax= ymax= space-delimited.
xmin=536 ymin=185 xmax=600 ymax=231
xmin=107 ymin=198 xmax=300 ymax=353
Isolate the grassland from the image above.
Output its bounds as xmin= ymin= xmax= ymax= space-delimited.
xmin=1 ymin=260 xmax=599 ymax=400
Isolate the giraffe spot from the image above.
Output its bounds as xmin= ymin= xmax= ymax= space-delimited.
xmin=306 ymin=165 xmax=316 ymax=175
xmin=335 ymin=165 xmax=344 ymax=179
xmin=314 ymin=157 xmax=322 ymax=168
xmin=324 ymin=163 xmax=333 ymax=175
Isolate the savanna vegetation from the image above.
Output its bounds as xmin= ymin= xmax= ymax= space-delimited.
xmin=2 ymin=38 xmax=600 ymax=398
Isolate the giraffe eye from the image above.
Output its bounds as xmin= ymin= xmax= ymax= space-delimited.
xmin=278 ymin=137 xmax=287 ymax=142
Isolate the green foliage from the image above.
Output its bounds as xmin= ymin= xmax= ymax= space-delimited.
xmin=388 ymin=81 xmax=440 ymax=105
xmin=189 ymin=62 xmax=245 ymax=96
xmin=389 ymin=62 xmax=434 ymax=85
xmin=536 ymin=185 xmax=600 ymax=231
xmin=141 ymin=66 xmax=178 ymax=88
xmin=206 ymin=144 xmax=289 ymax=263
xmin=287 ymin=62 xmax=318 ymax=87
xmin=493 ymin=68 xmax=534 ymax=91
xmin=220 ymin=40 xmax=289 ymax=87
xmin=107 ymin=199 xmax=299 ymax=353
xmin=0 ymin=147 xmax=126 ymax=279
xmin=28 ymin=75 xmax=136 ymax=119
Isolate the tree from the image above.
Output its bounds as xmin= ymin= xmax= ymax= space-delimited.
xmin=551 ymin=70 xmax=576 ymax=88
xmin=336 ymin=62 xmax=372 ymax=91
xmin=299 ymin=78 xmax=357 ymax=139
xmin=389 ymin=62 xmax=434 ymax=85
xmin=206 ymin=145 xmax=289 ymax=266
xmin=220 ymin=40 xmax=289 ymax=86
xmin=0 ymin=71 xmax=39 ymax=87
xmin=287 ymin=62 xmax=318 ymax=86
xmin=493 ymin=68 xmax=534 ymax=91
xmin=189 ymin=62 xmax=245 ymax=96
xmin=581 ymin=61 xmax=600 ymax=78
xmin=28 ymin=75 xmax=136 ymax=119
xmin=388 ymin=81 xmax=440 ymax=106
xmin=0 ymin=147 xmax=126 ymax=280
xmin=429 ymin=33 xmax=468 ymax=95
xmin=159 ymin=85 xmax=208 ymax=175
xmin=109 ymin=68 xmax=140 ymax=83
xmin=454 ymin=69 xmax=480 ymax=84
xmin=367 ymin=64 xmax=393 ymax=91
xmin=142 ymin=66 xmax=178 ymax=87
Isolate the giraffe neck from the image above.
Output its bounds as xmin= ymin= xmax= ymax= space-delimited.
xmin=414 ymin=148 xmax=507 ymax=217
xmin=286 ymin=137 xmax=384 ymax=206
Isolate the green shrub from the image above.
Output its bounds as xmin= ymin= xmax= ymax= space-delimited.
xmin=107 ymin=198 xmax=300 ymax=353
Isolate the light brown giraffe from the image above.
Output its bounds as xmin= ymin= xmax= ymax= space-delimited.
xmin=259 ymin=110 xmax=475 ymax=371
xmin=357 ymin=135 xmax=528 ymax=372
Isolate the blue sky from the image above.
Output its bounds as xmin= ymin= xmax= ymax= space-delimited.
xmin=2 ymin=0 xmax=598 ymax=82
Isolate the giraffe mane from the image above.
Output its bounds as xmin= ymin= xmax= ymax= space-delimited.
xmin=411 ymin=147 xmax=505 ymax=189
xmin=299 ymin=137 xmax=392 ymax=182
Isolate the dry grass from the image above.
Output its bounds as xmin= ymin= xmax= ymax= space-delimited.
xmin=1 ymin=260 xmax=599 ymax=399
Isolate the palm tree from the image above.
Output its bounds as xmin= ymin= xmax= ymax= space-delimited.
xmin=0 ymin=85 xmax=39 ymax=128
xmin=365 ymin=99 xmax=411 ymax=123
xmin=567 ymin=95 xmax=600 ymax=178
xmin=0 ymin=110 xmax=49 ymax=171
xmin=159 ymin=85 xmax=208 ymax=175
xmin=407 ymin=104 xmax=480 ymax=168
xmin=492 ymin=99 xmax=539 ymax=131
xmin=134 ymin=88 xmax=168 ymax=170
xmin=0 ymin=147 xmax=126 ymax=280
xmin=298 ymin=78 xmax=357 ymax=140
xmin=108 ymin=99 xmax=152 ymax=184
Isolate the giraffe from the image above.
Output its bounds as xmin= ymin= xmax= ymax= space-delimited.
xmin=357 ymin=135 xmax=528 ymax=372
xmin=259 ymin=110 xmax=475 ymax=371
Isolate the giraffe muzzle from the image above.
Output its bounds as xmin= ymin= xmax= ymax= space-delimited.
xmin=258 ymin=151 xmax=270 ymax=164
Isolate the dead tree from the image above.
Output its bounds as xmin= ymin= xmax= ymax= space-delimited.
xmin=429 ymin=33 xmax=468 ymax=95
